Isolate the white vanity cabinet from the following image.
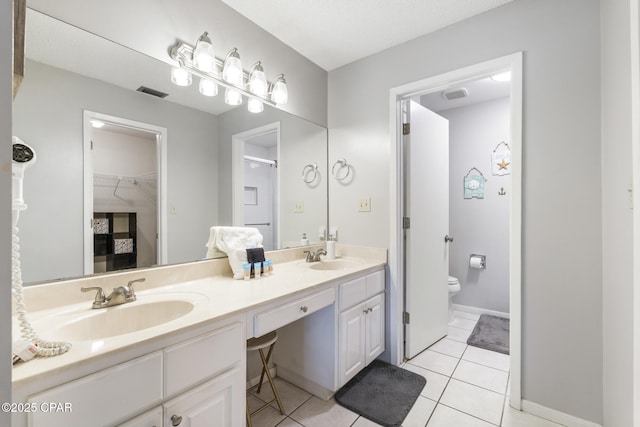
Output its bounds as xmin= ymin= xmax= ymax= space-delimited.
xmin=22 ymin=319 xmax=245 ymax=427
xmin=117 ymin=406 xmax=162 ymax=427
xmin=338 ymin=270 xmax=385 ymax=387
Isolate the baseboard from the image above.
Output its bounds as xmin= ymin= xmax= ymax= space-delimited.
xmin=521 ymin=400 xmax=602 ymax=427
xmin=246 ymin=366 xmax=277 ymax=389
xmin=276 ymin=365 xmax=335 ymax=401
xmin=452 ymin=303 xmax=509 ymax=319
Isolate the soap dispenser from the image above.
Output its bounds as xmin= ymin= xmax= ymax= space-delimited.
xmin=300 ymin=233 xmax=309 ymax=246
xmin=326 ymin=235 xmax=336 ymax=260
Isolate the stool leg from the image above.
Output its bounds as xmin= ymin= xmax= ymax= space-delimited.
xmin=256 ymin=343 xmax=275 ymax=394
xmin=246 ymin=404 xmax=252 ymax=427
xmin=258 ymin=344 xmax=285 ymax=415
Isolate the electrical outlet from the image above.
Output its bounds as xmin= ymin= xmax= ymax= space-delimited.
xmin=358 ymin=197 xmax=371 ymax=212
xmin=294 ymin=201 xmax=304 ymax=213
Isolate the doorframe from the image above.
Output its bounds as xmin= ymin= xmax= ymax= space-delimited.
xmin=231 ymin=121 xmax=281 ymax=237
xmin=82 ymin=110 xmax=168 ymax=274
xmin=630 ymin=0 xmax=640 ymax=422
xmin=388 ymin=52 xmax=523 ymax=409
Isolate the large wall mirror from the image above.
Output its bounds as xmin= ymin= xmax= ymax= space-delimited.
xmin=12 ymin=8 xmax=328 ymax=285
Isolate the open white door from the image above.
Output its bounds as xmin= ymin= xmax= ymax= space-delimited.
xmin=405 ymin=100 xmax=450 ymax=359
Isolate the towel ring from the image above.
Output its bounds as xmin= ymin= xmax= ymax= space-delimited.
xmin=332 ymin=158 xmax=351 ymax=181
xmin=302 ymin=163 xmax=319 ymax=184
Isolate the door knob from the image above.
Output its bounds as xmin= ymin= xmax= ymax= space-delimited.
xmin=444 ymin=235 xmax=454 ymax=243
xmin=171 ymin=415 xmax=183 ymax=426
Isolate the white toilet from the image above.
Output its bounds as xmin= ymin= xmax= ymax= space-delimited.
xmin=448 ymin=276 xmax=461 ymax=322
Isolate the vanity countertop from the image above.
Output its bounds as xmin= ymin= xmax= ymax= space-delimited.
xmin=12 ymin=245 xmax=386 ymax=387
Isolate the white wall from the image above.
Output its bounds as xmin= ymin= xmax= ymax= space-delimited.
xmin=441 ymin=98 xmax=510 ymax=314
xmin=601 ymin=0 xmax=635 ymax=425
xmin=1 ymin=0 xmax=13 ymax=420
xmin=12 ymin=60 xmax=219 ymax=283
xmin=328 ymin=0 xmax=602 ymax=423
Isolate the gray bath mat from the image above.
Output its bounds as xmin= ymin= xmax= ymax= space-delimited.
xmin=467 ymin=314 xmax=510 ymax=354
xmin=335 ymin=360 xmax=426 ymax=427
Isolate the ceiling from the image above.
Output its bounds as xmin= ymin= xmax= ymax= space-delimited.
xmin=219 ymin=0 xmax=515 ymax=70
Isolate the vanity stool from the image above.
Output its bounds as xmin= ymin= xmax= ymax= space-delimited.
xmin=246 ymin=330 xmax=285 ymax=427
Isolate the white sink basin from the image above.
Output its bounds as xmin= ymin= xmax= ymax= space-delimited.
xmin=48 ymin=294 xmax=206 ymax=341
xmin=309 ymin=259 xmax=361 ymax=271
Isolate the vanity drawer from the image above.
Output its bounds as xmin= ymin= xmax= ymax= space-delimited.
xmin=340 ymin=269 xmax=385 ymax=311
xmin=28 ymin=352 xmax=162 ymax=427
xmin=164 ymin=321 xmax=244 ymax=398
xmin=254 ymin=288 xmax=335 ymax=337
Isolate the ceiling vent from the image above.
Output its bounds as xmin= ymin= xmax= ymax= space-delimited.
xmin=137 ymin=86 xmax=169 ymax=98
xmin=441 ymin=88 xmax=469 ymax=101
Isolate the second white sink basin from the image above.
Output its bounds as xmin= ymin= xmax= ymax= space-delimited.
xmin=309 ymin=259 xmax=361 ymax=271
xmin=49 ymin=294 xmax=205 ymax=341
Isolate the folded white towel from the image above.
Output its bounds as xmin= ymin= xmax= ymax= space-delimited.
xmin=205 ymin=226 xmax=264 ymax=279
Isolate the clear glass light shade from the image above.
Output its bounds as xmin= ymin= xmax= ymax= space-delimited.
xmin=193 ymin=32 xmax=215 ymax=73
xmin=222 ymin=49 xmax=243 ymax=86
xmin=270 ymin=76 xmax=288 ymax=104
xmin=247 ymin=98 xmax=264 ymax=113
xmin=199 ymin=78 xmax=218 ymax=97
xmin=249 ymin=62 xmax=268 ymax=97
xmin=171 ymin=67 xmax=192 ymax=86
xmin=225 ymin=88 xmax=243 ymax=105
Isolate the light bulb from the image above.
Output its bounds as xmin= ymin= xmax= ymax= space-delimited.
xmin=225 ymin=88 xmax=242 ymax=105
xmin=270 ymin=75 xmax=288 ymax=104
xmin=249 ymin=62 xmax=268 ymax=97
xmin=222 ymin=48 xmax=243 ymax=86
xmin=193 ymin=32 xmax=215 ymax=73
xmin=171 ymin=67 xmax=192 ymax=86
xmin=248 ymin=98 xmax=264 ymax=113
xmin=199 ymin=78 xmax=218 ymax=97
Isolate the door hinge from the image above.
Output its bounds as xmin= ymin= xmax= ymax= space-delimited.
xmin=403 ymin=312 xmax=410 ymax=324
xmin=90 ymin=140 xmax=94 ymax=150
xmin=402 ymin=123 xmax=410 ymax=135
xmin=402 ymin=217 xmax=410 ymax=229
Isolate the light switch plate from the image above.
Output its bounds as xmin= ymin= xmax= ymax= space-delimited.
xmin=294 ymin=201 xmax=304 ymax=213
xmin=358 ymin=197 xmax=371 ymax=212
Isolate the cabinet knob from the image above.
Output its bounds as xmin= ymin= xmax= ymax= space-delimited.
xmin=300 ymin=305 xmax=308 ymax=313
xmin=171 ymin=415 xmax=183 ymax=426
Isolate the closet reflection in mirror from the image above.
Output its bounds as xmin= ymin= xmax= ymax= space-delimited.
xmin=11 ymin=9 xmax=328 ymax=284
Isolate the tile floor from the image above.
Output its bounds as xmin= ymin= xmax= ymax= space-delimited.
xmin=247 ymin=311 xmax=564 ymax=427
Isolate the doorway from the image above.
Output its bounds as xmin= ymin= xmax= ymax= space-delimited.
xmin=232 ymin=122 xmax=281 ymax=249
xmin=82 ymin=111 xmax=167 ymax=275
xmin=389 ymin=52 xmax=523 ymax=408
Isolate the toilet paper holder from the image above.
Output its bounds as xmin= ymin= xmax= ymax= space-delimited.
xmin=469 ymin=254 xmax=486 ymax=269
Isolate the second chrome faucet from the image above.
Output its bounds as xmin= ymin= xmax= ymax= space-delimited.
xmin=81 ymin=278 xmax=145 ymax=309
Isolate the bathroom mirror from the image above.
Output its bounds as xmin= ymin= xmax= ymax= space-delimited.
xmin=12 ymin=9 xmax=328 ymax=284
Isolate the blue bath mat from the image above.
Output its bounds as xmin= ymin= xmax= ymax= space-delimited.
xmin=335 ymin=360 xmax=426 ymax=427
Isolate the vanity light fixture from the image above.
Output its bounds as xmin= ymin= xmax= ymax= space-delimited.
xmin=270 ymin=74 xmax=288 ymax=105
xmin=193 ymin=32 xmax=215 ymax=73
xmin=199 ymin=78 xmax=218 ymax=97
xmin=171 ymin=66 xmax=192 ymax=86
xmin=169 ymin=33 xmax=289 ymax=113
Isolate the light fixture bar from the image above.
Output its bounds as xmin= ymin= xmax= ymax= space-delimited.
xmin=169 ymin=41 xmax=277 ymax=107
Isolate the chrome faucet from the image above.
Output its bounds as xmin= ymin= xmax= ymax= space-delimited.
xmin=304 ymin=249 xmax=327 ymax=262
xmin=81 ymin=278 xmax=145 ymax=309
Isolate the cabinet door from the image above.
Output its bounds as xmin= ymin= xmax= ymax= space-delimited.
xmin=117 ymin=406 xmax=162 ymax=427
xmin=163 ymin=367 xmax=243 ymax=427
xmin=339 ymin=302 xmax=366 ymax=386
xmin=365 ymin=293 xmax=385 ymax=364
